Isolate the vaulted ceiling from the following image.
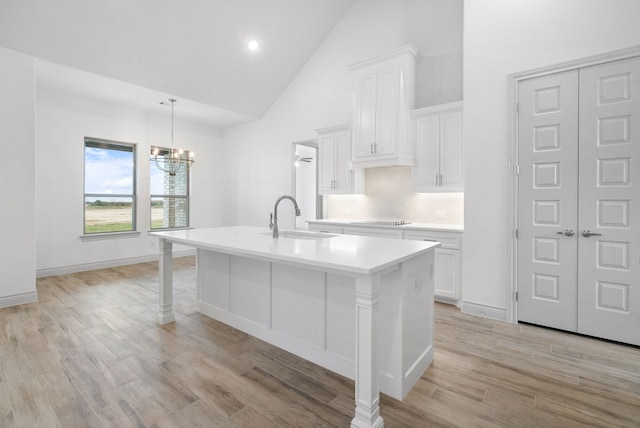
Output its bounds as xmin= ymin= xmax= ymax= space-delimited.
xmin=0 ymin=0 xmax=354 ymax=127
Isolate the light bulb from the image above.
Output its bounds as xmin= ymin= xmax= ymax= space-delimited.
xmin=248 ymin=40 xmax=259 ymax=51
xmin=152 ymin=148 xmax=159 ymax=156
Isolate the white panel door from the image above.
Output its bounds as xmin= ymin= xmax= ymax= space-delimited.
xmin=577 ymin=58 xmax=640 ymax=345
xmin=517 ymin=71 xmax=580 ymax=331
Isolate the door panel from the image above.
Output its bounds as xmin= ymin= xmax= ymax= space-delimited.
xmin=318 ymin=134 xmax=335 ymax=193
xmin=353 ymin=73 xmax=378 ymax=159
xmin=375 ymin=68 xmax=400 ymax=155
xmin=334 ymin=130 xmax=352 ymax=192
xmin=517 ymin=70 xmax=579 ymax=331
xmin=440 ymin=111 xmax=464 ymax=189
xmin=577 ymin=58 xmax=640 ymax=345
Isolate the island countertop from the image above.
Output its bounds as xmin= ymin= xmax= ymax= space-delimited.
xmin=151 ymin=225 xmax=439 ymax=276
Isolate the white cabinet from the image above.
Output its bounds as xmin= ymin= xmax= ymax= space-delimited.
xmin=412 ymin=102 xmax=463 ymax=192
xmin=349 ymin=45 xmax=418 ymax=169
xmin=308 ymin=221 xmax=463 ymax=303
xmin=343 ymin=226 xmax=404 ymax=239
xmin=404 ymin=230 xmax=462 ymax=302
xmin=316 ymin=125 xmax=363 ymax=194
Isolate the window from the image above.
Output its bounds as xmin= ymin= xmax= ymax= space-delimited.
xmin=150 ymin=147 xmax=190 ymax=230
xmin=84 ymin=139 xmax=136 ymax=234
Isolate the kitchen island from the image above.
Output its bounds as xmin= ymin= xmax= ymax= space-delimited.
xmin=150 ymin=226 xmax=439 ymax=428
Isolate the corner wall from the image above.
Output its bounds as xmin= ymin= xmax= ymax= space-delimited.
xmin=463 ymin=0 xmax=640 ymax=318
xmin=0 ymin=47 xmax=37 ymax=306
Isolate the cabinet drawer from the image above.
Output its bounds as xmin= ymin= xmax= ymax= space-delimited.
xmin=308 ymin=224 xmax=344 ymax=234
xmin=404 ymin=230 xmax=462 ymax=250
xmin=343 ymin=226 xmax=404 ymax=239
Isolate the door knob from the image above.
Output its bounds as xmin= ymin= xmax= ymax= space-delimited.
xmin=556 ymin=229 xmax=575 ymax=236
xmin=582 ymin=230 xmax=602 ymax=237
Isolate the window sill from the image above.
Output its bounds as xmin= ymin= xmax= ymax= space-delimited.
xmin=80 ymin=231 xmax=142 ymax=242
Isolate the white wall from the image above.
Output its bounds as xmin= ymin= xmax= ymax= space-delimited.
xmin=0 ymin=47 xmax=37 ymax=306
xmin=463 ymin=0 xmax=640 ymax=317
xmin=222 ymin=0 xmax=463 ymax=229
xmin=35 ymin=88 xmax=226 ymax=274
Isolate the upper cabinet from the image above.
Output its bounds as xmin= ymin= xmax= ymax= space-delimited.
xmin=349 ymin=45 xmax=418 ymax=169
xmin=412 ymin=101 xmax=463 ymax=192
xmin=316 ymin=125 xmax=363 ymax=195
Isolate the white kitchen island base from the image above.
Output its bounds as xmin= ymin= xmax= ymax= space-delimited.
xmin=151 ymin=226 xmax=438 ymax=428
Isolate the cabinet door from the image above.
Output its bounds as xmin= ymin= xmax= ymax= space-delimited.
xmin=353 ymin=73 xmax=378 ymax=159
xmin=318 ymin=134 xmax=336 ymax=194
xmin=374 ymin=67 xmax=401 ymax=156
xmin=434 ymin=249 xmax=460 ymax=300
xmin=333 ymin=130 xmax=352 ymax=193
xmin=413 ymin=114 xmax=440 ymax=191
xmin=439 ymin=111 xmax=464 ymax=191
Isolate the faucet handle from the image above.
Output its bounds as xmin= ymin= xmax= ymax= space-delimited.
xmin=269 ymin=213 xmax=273 ymax=230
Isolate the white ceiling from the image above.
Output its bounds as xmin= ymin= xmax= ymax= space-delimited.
xmin=0 ymin=0 xmax=354 ymax=128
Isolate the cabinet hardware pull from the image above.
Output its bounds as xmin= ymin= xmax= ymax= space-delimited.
xmin=423 ymin=239 xmax=437 ymax=242
xmin=582 ymin=230 xmax=602 ymax=237
xmin=370 ymin=143 xmax=374 ymax=154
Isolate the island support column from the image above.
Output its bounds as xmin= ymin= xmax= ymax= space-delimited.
xmin=158 ymin=238 xmax=176 ymax=324
xmin=351 ymin=274 xmax=384 ymax=428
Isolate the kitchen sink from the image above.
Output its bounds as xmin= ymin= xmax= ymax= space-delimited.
xmin=261 ymin=230 xmax=338 ymax=240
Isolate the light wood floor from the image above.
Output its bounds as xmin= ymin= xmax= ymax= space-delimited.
xmin=1 ymin=257 xmax=639 ymax=427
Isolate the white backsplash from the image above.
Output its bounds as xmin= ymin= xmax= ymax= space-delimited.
xmin=326 ymin=166 xmax=463 ymax=224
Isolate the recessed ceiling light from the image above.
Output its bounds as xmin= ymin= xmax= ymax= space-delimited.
xmin=247 ymin=40 xmax=259 ymax=51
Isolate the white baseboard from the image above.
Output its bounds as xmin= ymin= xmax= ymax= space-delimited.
xmin=435 ymin=296 xmax=461 ymax=308
xmin=461 ymin=301 xmax=507 ymax=322
xmin=36 ymin=250 xmax=196 ymax=278
xmin=0 ymin=291 xmax=38 ymax=309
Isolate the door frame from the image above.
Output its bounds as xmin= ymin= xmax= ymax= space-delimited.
xmin=506 ymin=45 xmax=640 ymax=323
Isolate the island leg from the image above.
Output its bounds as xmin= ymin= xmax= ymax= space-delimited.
xmin=158 ymin=238 xmax=176 ymax=324
xmin=351 ymin=274 xmax=384 ymax=428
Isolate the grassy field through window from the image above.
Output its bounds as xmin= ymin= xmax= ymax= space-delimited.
xmin=85 ymin=203 xmax=133 ymax=233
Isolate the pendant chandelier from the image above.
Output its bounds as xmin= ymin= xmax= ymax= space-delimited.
xmin=151 ymin=98 xmax=194 ymax=176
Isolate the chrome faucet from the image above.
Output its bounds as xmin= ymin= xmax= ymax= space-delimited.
xmin=270 ymin=195 xmax=301 ymax=238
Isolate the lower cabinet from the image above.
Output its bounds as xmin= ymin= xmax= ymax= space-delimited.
xmin=308 ymin=222 xmax=463 ymax=303
xmin=404 ymin=230 xmax=462 ymax=302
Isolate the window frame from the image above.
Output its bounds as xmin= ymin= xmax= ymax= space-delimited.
xmin=149 ymin=146 xmax=191 ymax=231
xmin=83 ymin=137 xmax=137 ymax=236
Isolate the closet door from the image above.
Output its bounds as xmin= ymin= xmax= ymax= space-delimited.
xmin=517 ymin=71 xmax=580 ymax=331
xmin=577 ymin=58 xmax=640 ymax=345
